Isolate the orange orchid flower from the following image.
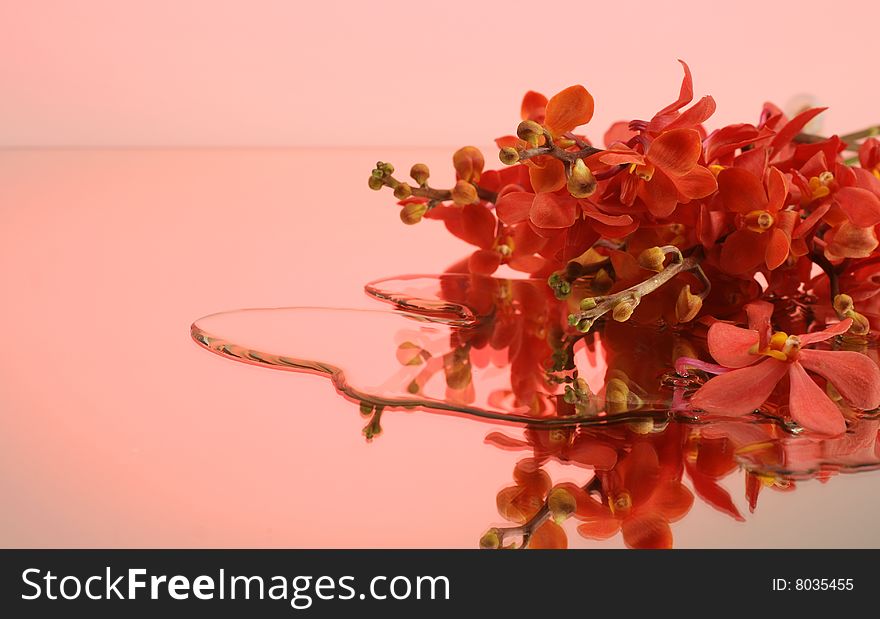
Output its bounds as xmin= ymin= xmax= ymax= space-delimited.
xmin=717 ymin=166 xmax=798 ymax=274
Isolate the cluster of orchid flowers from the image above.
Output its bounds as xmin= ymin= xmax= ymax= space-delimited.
xmin=370 ymin=61 xmax=880 ymax=439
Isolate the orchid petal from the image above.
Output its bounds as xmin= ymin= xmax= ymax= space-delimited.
xmin=787 ymin=361 xmax=846 ymax=436
xmin=798 ymin=318 xmax=852 ymax=345
xmin=707 ymin=322 xmax=760 ymax=368
xmin=690 ymin=359 xmax=788 ymax=415
xmin=647 ymin=128 xmax=702 ymax=177
xmin=798 ymin=349 xmax=880 ymax=410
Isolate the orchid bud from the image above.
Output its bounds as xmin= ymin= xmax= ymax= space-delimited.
xmin=400 ymin=201 xmax=428 ymax=225
xmin=548 ymin=487 xmax=577 ymax=523
xmin=393 ymin=183 xmax=413 ymax=200
xmin=638 ymin=246 xmax=667 ymax=272
xmin=579 ymin=297 xmax=597 ymax=311
xmin=567 ymin=159 xmax=597 ymax=198
xmin=833 ymin=293 xmax=855 ymax=316
xmin=451 ymin=180 xmax=478 ymax=205
xmin=612 ymin=297 xmax=639 ymax=322
xmin=675 ymin=285 xmax=703 ymax=323
xmin=368 ymin=175 xmax=384 ymax=190
xmin=499 ymin=147 xmax=520 ymax=165
xmin=410 ymin=163 xmax=430 ymax=185
xmin=479 ymin=528 xmax=502 ymax=550
xmin=517 ymin=120 xmax=544 ymax=145
xmin=453 ymin=146 xmax=485 ymax=182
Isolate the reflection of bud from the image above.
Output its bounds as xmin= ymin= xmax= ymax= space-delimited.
xmin=400 ymin=201 xmax=428 ymax=225
xmin=499 ymin=147 xmax=520 ymax=165
xmin=548 ymin=487 xmax=577 ymax=523
xmin=845 ymin=310 xmax=870 ymax=336
xmin=444 ymin=350 xmax=472 ymax=390
xmin=638 ymin=246 xmax=666 ymax=272
xmin=567 ymin=159 xmax=597 ymax=198
xmin=605 ymin=378 xmax=630 ymax=414
xmin=393 ymin=183 xmax=413 ymax=199
xmin=451 ymin=180 xmax=478 ymax=205
xmin=675 ymin=285 xmax=703 ymax=323
xmin=396 ymin=341 xmax=427 ymax=365
xmin=410 ymin=163 xmax=430 ymax=185
xmin=591 ymin=269 xmax=613 ymax=294
xmin=479 ymin=528 xmax=502 ymax=550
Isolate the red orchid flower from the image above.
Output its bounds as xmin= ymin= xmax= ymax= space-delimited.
xmin=860 ymin=138 xmax=880 ymax=179
xmin=790 ymin=149 xmax=880 ymax=260
xmin=690 ymin=301 xmax=880 ymax=436
xmin=572 ymin=441 xmax=693 ymax=549
xmin=717 ymin=166 xmax=798 ymax=274
xmin=598 ymin=128 xmax=717 ymax=218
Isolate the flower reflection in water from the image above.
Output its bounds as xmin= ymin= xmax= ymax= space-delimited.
xmin=191 ymin=272 xmax=880 ymax=549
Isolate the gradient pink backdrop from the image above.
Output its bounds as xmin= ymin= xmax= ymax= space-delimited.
xmin=2 ymin=0 xmax=879 ymax=147
xmin=3 ymin=2 xmax=880 ymax=548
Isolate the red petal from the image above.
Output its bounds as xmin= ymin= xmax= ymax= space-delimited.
xmin=484 ymin=432 xmax=529 ymax=450
xmin=799 ymin=318 xmax=852 ymax=345
xmin=834 ymin=186 xmax=880 ymax=227
xmin=764 ymin=227 xmax=791 ymax=270
xmin=566 ymin=440 xmax=618 ymax=470
xmin=672 ymin=165 xmax=717 ymax=200
xmin=798 ymin=349 xmax=880 ymax=410
xmin=528 ymin=520 xmax=568 ymax=549
xmin=621 ymin=513 xmax=673 ymax=549
xmin=686 ymin=463 xmax=745 ymax=521
xmin=638 ymin=169 xmax=679 ymax=218
xmin=718 ymin=167 xmax=768 ymax=213
xmin=719 ymin=228 xmax=766 ymax=274
xmin=707 ymin=322 xmax=760 ymax=368
xmin=647 ymin=128 xmax=702 ymax=177
xmin=520 ymin=90 xmax=548 ymax=123
xmin=770 ymin=107 xmax=827 ymax=152
xmin=662 ymin=95 xmax=716 ymax=132
xmin=544 ymin=85 xmax=594 ymax=136
xmin=655 ymin=59 xmax=694 ymax=117
xmin=598 ymin=147 xmax=644 ymax=167
xmin=648 ymin=481 xmax=694 ymax=522
xmin=787 ymin=361 xmax=846 ymax=436
xmin=495 ymin=191 xmax=534 ymax=225
xmin=511 ymin=221 xmax=547 ymax=256
xmin=461 ymin=202 xmax=496 ymax=249
xmin=621 ymin=443 xmax=661 ymax=505
xmin=468 ymin=249 xmax=501 ymax=274
xmin=603 ymin=121 xmax=636 ymax=148
xmin=690 ymin=359 xmax=789 ymax=415
xmin=767 ymin=167 xmax=789 ymax=211
xmin=528 ymin=157 xmax=567 ymax=193
xmin=577 ymin=519 xmax=621 ymax=540
xmin=530 ymin=192 xmax=578 ymax=229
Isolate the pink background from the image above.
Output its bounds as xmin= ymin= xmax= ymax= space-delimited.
xmin=2 ymin=2 xmax=880 ymax=548
xmin=2 ymin=0 xmax=879 ymax=147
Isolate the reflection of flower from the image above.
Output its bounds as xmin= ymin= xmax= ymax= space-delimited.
xmin=574 ymin=441 xmax=693 ymax=549
xmin=691 ymin=301 xmax=880 ymax=435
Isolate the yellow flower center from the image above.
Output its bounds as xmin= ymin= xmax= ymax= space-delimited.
xmin=751 ymin=330 xmax=801 ymax=361
xmin=808 ymin=171 xmax=835 ymax=201
xmin=609 ymin=492 xmax=633 ymax=516
xmin=709 ymin=164 xmax=725 ymax=177
xmin=628 ymin=162 xmax=655 ymax=181
xmin=743 ymin=209 xmax=775 ymax=233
